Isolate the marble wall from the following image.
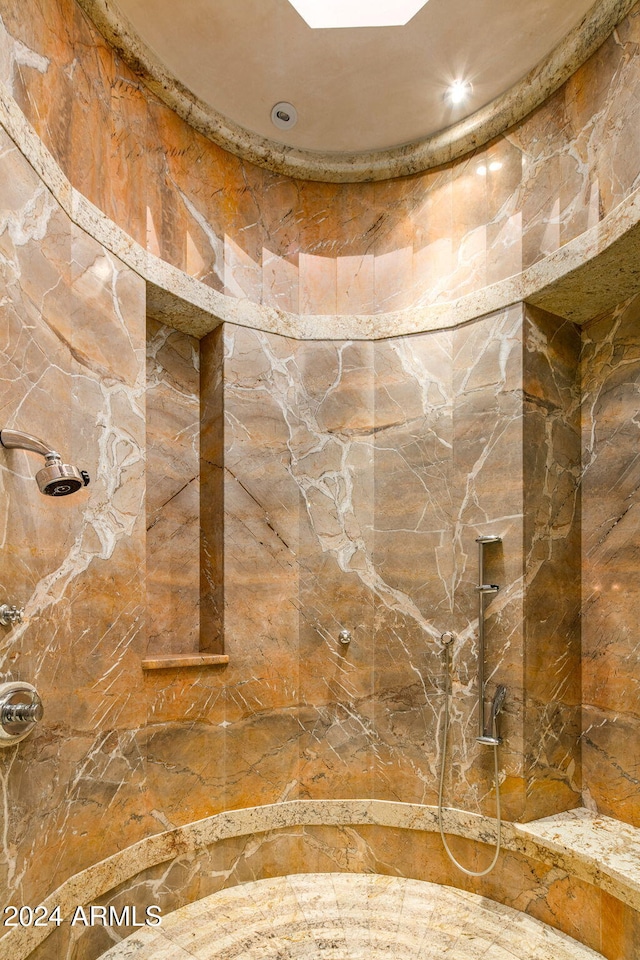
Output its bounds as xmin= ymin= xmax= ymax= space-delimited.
xmin=0 ymin=0 xmax=640 ymax=956
xmin=25 ymin=814 xmax=640 ymax=960
xmin=523 ymin=306 xmax=582 ymax=817
xmin=0 ymin=160 xmax=634 ymax=953
xmin=0 ymin=126 xmax=153 ymax=912
xmin=195 ymin=307 xmax=582 ymax=824
xmin=0 ymin=0 xmax=639 ymax=321
xmin=581 ymin=294 xmax=640 ymax=828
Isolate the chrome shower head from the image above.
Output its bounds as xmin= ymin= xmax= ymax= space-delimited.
xmin=36 ymin=457 xmax=89 ymax=497
xmin=1 ymin=429 xmax=90 ymax=497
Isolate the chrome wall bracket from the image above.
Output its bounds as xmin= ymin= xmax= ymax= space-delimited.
xmin=0 ymin=682 xmax=43 ymax=746
xmin=0 ymin=604 xmax=24 ymax=626
xmin=338 ymin=629 xmax=352 ymax=645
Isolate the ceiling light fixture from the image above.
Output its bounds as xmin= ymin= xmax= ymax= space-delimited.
xmin=287 ymin=0 xmax=430 ymax=29
xmin=446 ymin=80 xmax=473 ymax=106
xmin=271 ymin=102 xmax=298 ymax=130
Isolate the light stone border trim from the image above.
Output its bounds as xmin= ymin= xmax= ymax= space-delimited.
xmin=2 ymin=77 xmax=640 ymax=343
xmin=75 ymin=0 xmax=637 ymax=183
xmin=0 ymin=801 xmax=638 ymax=960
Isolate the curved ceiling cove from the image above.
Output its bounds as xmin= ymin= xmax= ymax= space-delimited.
xmin=77 ymin=0 xmax=635 ymax=181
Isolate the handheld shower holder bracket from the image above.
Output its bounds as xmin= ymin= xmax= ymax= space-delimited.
xmin=476 ymin=734 xmax=503 ymax=746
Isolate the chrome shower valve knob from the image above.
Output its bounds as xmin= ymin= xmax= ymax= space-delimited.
xmin=0 ymin=604 xmax=24 ymax=626
xmin=0 ymin=682 xmax=43 ymax=745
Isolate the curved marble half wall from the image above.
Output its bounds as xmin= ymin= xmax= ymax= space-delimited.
xmin=1 ymin=801 xmax=639 ymax=960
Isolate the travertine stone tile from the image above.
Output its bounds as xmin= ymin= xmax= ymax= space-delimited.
xmin=98 ymin=874 xmax=604 ymax=960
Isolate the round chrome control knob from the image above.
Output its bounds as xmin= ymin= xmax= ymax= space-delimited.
xmin=0 ymin=682 xmax=44 ymax=745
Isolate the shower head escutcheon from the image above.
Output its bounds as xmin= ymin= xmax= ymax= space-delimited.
xmin=0 ymin=429 xmax=90 ymax=497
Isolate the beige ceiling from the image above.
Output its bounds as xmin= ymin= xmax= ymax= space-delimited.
xmin=114 ymin=0 xmax=596 ymax=154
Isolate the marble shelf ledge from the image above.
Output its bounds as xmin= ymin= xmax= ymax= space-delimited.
xmin=141 ymin=653 xmax=229 ymax=670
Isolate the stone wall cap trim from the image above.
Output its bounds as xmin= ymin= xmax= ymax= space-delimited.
xmin=2 ymin=79 xmax=640 ymax=342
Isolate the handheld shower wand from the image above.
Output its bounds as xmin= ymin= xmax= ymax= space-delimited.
xmin=0 ymin=429 xmax=90 ymax=497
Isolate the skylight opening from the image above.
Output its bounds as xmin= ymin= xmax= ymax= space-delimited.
xmin=287 ymin=0 xmax=430 ymax=29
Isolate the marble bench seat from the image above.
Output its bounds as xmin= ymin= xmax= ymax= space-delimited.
xmin=513 ymin=806 xmax=640 ymax=911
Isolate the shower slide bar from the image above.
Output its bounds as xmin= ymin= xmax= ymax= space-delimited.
xmin=475 ymin=535 xmax=504 ymax=745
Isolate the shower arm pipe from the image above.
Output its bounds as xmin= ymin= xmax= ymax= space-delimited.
xmin=0 ymin=429 xmax=60 ymax=460
xmin=475 ymin=535 xmax=501 ymax=740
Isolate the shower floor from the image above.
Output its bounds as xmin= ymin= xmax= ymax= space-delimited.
xmin=99 ymin=873 xmax=603 ymax=959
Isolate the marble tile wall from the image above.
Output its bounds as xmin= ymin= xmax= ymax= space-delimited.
xmin=0 ymin=0 xmax=638 ymax=951
xmin=0 ymin=108 xmax=635 ymax=960
xmin=0 ymin=65 xmax=623 ymax=960
xmin=199 ymin=328 xmax=224 ymax=654
xmin=0 ymin=0 xmax=640 ymax=320
xmin=0 ymin=127 xmax=153 ymax=913
xmin=581 ymin=293 xmax=640 ymax=828
xmin=197 ymin=307 xmax=582 ymax=824
xmin=522 ymin=306 xmax=582 ymax=819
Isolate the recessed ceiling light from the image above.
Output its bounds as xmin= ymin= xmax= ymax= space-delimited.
xmin=271 ymin=102 xmax=298 ymax=130
xmin=287 ymin=0 xmax=430 ymax=29
xmin=446 ymin=80 xmax=473 ymax=106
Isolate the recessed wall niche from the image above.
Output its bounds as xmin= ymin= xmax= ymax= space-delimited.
xmin=144 ymin=319 xmax=225 ymax=667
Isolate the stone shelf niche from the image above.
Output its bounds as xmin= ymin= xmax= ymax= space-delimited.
xmin=144 ymin=320 xmax=225 ymax=669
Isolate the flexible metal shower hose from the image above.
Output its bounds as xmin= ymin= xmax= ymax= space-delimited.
xmin=437 ymin=641 xmax=502 ymax=877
